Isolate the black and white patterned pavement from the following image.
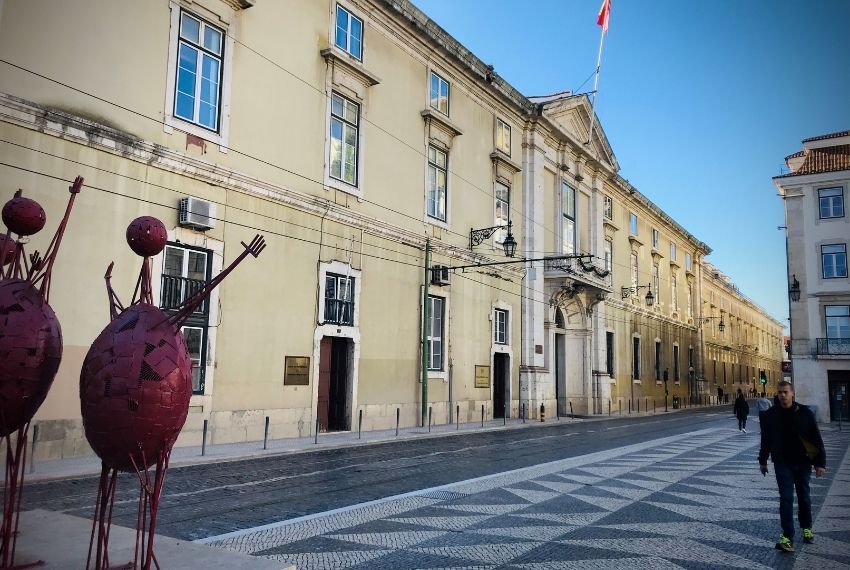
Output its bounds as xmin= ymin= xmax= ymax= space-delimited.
xmin=200 ymin=426 xmax=850 ymax=569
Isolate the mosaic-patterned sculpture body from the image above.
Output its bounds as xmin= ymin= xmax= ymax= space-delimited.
xmin=80 ymin=303 xmax=192 ymax=471
xmin=0 ymin=279 xmax=62 ymax=437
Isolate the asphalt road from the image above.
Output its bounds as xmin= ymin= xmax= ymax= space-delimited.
xmin=23 ymin=407 xmax=739 ymax=540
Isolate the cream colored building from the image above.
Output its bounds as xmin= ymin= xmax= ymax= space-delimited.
xmin=0 ymin=0 xmax=782 ymax=461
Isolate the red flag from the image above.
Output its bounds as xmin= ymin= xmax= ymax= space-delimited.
xmin=597 ymin=0 xmax=611 ymax=33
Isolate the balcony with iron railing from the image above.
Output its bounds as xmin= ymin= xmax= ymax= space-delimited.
xmin=324 ymin=298 xmax=354 ymax=326
xmin=543 ymin=255 xmax=612 ymax=290
xmin=160 ymin=274 xmax=209 ymax=315
xmin=816 ymin=338 xmax=850 ymax=356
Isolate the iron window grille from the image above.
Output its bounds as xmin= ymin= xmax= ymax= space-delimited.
xmin=324 ymin=273 xmax=355 ymax=326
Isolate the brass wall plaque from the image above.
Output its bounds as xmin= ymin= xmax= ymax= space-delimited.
xmin=284 ymin=356 xmax=310 ymax=385
xmin=475 ymin=365 xmax=490 ymax=388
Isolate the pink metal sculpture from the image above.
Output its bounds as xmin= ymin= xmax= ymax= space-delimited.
xmin=80 ymin=217 xmax=265 ymax=570
xmin=0 ymin=177 xmax=84 ymax=569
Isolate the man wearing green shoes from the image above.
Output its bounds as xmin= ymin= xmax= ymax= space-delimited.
xmin=758 ymin=380 xmax=826 ymax=553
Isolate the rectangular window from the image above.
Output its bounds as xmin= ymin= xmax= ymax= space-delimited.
xmin=324 ymin=273 xmax=355 ymax=326
xmin=655 ymin=340 xmax=662 ymax=381
xmin=652 ymin=264 xmax=660 ymax=299
xmin=630 ymin=253 xmax=638 ymax=289
xmin=174 ymin=11 xmax=223 ymax=131
xmin=687 ymin=283 xmax=693 ymax=317
xmin=825 ymin=305 xmax=850 ymax=338
xmin=688 ymin=346 xmax=694 ymax=370
xmin=606 ymin=331 xmax=615 ymax=376
xmin=822 ymin=244 xmax=848 ymax=278
xmin=495 ymin=182 xmax=510 ymax=242
xmin=652 ymin=228 xmax=659 ymax=249
xmin=603 ymin=195 xmax=613 ymax=220
xmin=335 ymin=4 xmax=363 ymax=60
xmin=562 ymin=181 xmax=576 ymax=254
xmin=673 ymin=345 xmax=680 ymax=381
xmin=496 ymin=118 xmax=511 ymax=155
xmin=604 ymin=239 xmax=613 ymax=273
xmin=819 ymin=187 xmax=844 ymax=219
xmin=329 ymin=93 xmax=359 ymax=186
xmin=670 ymin=242 xmax=677 ymax=261
xmin=161 ymin=244 xmax=212 ymax=394
xmin=494 ymin=308 xmax=508 ymax=344
xmin=427 ymin=295 xmax=445 ymax=370
xmin=430 ymin=71 xmax=450 ymax=116
xmin=427 ymin=145 xmax=448 ymax=222
xmin=685 ymin=253 xmax=692 ymax=271
xmin=632 ymin=337 xmax=641 ymax=380
xmin=713 ymin=359 xmax=717 ymax=383
xmin=629 ymin=212 xmax=638 ymax=235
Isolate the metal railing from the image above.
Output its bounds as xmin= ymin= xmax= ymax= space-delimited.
xmin=324 ymin=298 xmax=354 ymax=325
xmin=160 ymin=274 xmax=208 ymax=314
xmin=816 ymin=338 xmax=850 ymax=356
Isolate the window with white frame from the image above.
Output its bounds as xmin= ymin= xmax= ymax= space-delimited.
xmin=603 ymin=195 xmax=613 ymax=220
xmin=632 ymin=337 xmax=641 ymax=380
xmin=495 ymin=182 xmax=510 ymax=242
xmin=335 ymin=4 xmax=363 ymax=60
xmin=651 ymin=228 xmax=659 ymax=249
xmin=161 ymin=243 xmax=211 ymax=394
xmin=427 ymin=295 xmax=445 ymax=370
xmin=494 ymin=308 xmax=508 ymax=344
xmin=687 ymin=282 xmax=693 ymax=317
xmin=630 ymin=253 xmax=638 ymax=289
xmin=822 ymin=244 xmax=848 ymax=278
xmin=652 ymin=263 xmax=660 ymax=299
xmin=685 ymin=253 xmax=692 ymax=271
xmin=655 ymin=340 xmax=662 ymax=381
xmin=430 ymin=71 xmax=450 ymax=116
xmin=826 ymin=305 xmax=850 ymax=339
xmin=629 ymin=212 xmax=638 ymax=235
xmin=562 ymin=181 xmax=576 ymax=254
xmin=673 ymin=345 xmax=680 ymax=381
xmin=427 ymin=145 xmax=448 ymax=222
xmin=324 ymin=273 xmax=355 ymax=326
xmin=670 ymin=242 xmax=677 ymax=261
xmin=604 ymin=239 xmax=612 ymax=273
xmin=329 ymin=93 xmax=359 ymax=186
xmin=671 ymin=274 xmax=678 ymax=311
xmin=496 ymin=118 xmax=511 ymax=155
xmin=606 ymin=331 xmax=615 ymax=376
xmin=819 ymin=187 xmax=844 ymax=219
xmin=174 ymin=11 xmax=224 ymax=132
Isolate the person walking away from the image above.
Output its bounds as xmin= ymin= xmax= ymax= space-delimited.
xmin=733 ymin=389 xmax=749 ymax=432
xmin=758 ymin=380 xmax=826 ymax=553
xmin=757 ymin=392 xmax=772 ymax=425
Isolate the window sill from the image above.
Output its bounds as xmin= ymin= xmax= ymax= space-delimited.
xmin=164 ymin=114 xmax=228 ymax=153
xmin=603 ymin=218 xmax=619 ymax=232
xmin=490 ymin=151 xmax=522 ymax=175
xmin=320 ymin=47 xmax=381 ymax=87
xmin=421 ymin=109 xmax=464 ymax=138
xmin=628 ymin=235 xmax=644 ymax=248
xmin=326 ymin=176 xmax=363 ymax=199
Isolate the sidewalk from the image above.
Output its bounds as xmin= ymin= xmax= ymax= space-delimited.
xmin=27 ymin=402 xmax=726 ymax=482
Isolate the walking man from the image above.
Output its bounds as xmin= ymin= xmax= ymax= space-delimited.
xmin=758 ymin=380 xmax=826 ymax=552
xmin=756 ymin=392 xmax=772 ymax=424
xmin=733 ymin=389 xmax=749 ymax=432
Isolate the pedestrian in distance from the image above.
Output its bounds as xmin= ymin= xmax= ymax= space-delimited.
xmin=756 ymin=392 xmax=772 ymax=424
xmin=733 ymin=389 xmax=749 ymax=432
xmin=758 ymin=380 xmax=826 ymax=553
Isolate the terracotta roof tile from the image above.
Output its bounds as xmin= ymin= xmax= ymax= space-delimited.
xmin=775 ymin=144 xmax=850 ymax=178
xmin=802 ymin=130 xmax=850 ymax=143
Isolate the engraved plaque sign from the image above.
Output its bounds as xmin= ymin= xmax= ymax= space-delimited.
xmin=284 ymin=356 xmax=310 ymax=386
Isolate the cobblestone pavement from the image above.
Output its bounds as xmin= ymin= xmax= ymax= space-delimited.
xmin=201 ymin=426 xmax=850 ymax=570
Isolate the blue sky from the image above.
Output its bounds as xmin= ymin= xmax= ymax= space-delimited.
xmin=413 ymin=0 xmax=850 ymax=330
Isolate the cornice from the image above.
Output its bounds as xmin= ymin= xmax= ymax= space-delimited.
xmin=320 ymin=47 xmax=382 ymax=87
xmin=489 ymin=151 xmax=522 ymax=175
xmin=420 ymin=109 xmax=463 ymax=137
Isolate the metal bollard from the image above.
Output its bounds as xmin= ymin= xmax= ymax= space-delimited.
xmin=481 ymin=404 xmax=484 ymax=428
xmin=503 ymin=402 xmax=507 ymax=426
xmin=263 ymin=416 xmax=270 ymax=450
xmin=314 ymin=416 xmax=319 ymax=444
xmin=569 ymin=401 xmax=574 ymax=419
xmin=628 ymin=399 xmax=631 ymax=414
xmin=540 ymin=403 xmax=545 ymax=422
xmin=522 ymin=403 xmax=526 ymax=423
xmin=619 ymin=400 xmax=622 ymax=415
xmin=395 ymin=407 xmax=400 ymax=437
xmin=608 ymin=399 xmax=611 ymax=416
xmin=637 ymin=399 xmax=641 ymax=413
xmin=428 ymin=407 xmax=432 ymax=432
xmin=556 ymin=400 xmax=560 ymax=421
xmin=29 ymin=424 xmax=39 ymax=474
xmin=653 ymin=399 xmax=656 ymax=413
xmin=456 ymin=405 xmax=460 ymax=430
xmin=358 ymin=409 xmax=363 ymax=439
xmin=202 ymin=419 xmax=208 ymax=456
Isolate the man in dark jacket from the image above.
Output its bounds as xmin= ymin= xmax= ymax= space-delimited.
xmin=758 ymin=380 xmax=826 ymax=553
xmin=733 ymin=389 xmax=749 ymax=432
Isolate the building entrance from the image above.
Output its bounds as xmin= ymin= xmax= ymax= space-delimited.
xmin=493 ymin=353 xmax=509 ymax=419
xmin=318 ymin=336 xmax=351 ymax=432
xmin=828 ymin=370 xmax=849 ymax=422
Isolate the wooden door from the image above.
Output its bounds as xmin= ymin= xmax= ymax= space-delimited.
xmin=318 ymin=337 xmax=332 ymax=432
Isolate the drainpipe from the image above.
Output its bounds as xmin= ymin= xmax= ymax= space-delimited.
xmin=421 ymin=239 xmax=431 ymax=428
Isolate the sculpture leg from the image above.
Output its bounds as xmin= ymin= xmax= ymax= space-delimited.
xmin=86 ymin=464 xmax=129 ymax=570
xmin=0 ymin=424 xmax=45 ymax=569
xmin=130 ymin=450 xmax=170 ymax=570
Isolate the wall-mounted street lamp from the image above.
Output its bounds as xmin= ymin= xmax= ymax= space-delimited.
xmin=469 ymin=220 xmax=517 ymax=257
xmin=788 ymin=274 xmax=801 ymax=302
xmin=700 ymin=315 xmax=725 ymax=332
xmin=621 ymin=283 xmax=654 ymax=306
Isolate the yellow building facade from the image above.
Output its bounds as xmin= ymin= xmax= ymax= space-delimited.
xmin=0 ymin=0 xmax=782 ymax=460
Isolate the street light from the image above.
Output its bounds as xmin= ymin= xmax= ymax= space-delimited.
xmin=621 ymin=283 xmax=654 ymax=306
xmin=700 ymin=315 xmax=725 ymax=332
xmin=469 ymin=220 xmax=517 ymax=257
xmin=789 ymin=275 xmax=801 ymax=302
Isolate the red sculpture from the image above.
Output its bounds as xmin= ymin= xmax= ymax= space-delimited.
xmin=0 ymin=177 xmax=84 ymax=569
xmin=81 ymin=217 xmax=265 ymax=570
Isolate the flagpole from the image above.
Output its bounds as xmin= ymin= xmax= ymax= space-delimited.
xmin=585 ymin=27 xmax=606 ymax=148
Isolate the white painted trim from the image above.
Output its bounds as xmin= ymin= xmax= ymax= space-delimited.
xmin=491 ymin=299 xmax=514 ymax=409
xmin=423 ymin=287 xmax=450 ymax=380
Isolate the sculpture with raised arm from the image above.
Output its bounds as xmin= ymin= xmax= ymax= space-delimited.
xmin=80 ymin=215 xmax=265 ymax=570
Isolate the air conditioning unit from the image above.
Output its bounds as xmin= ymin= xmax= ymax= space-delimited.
xmin=178 ymin=197 xmax=216 ymax=230
xmin=431 ymin=265 xmax=450 ymax=286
